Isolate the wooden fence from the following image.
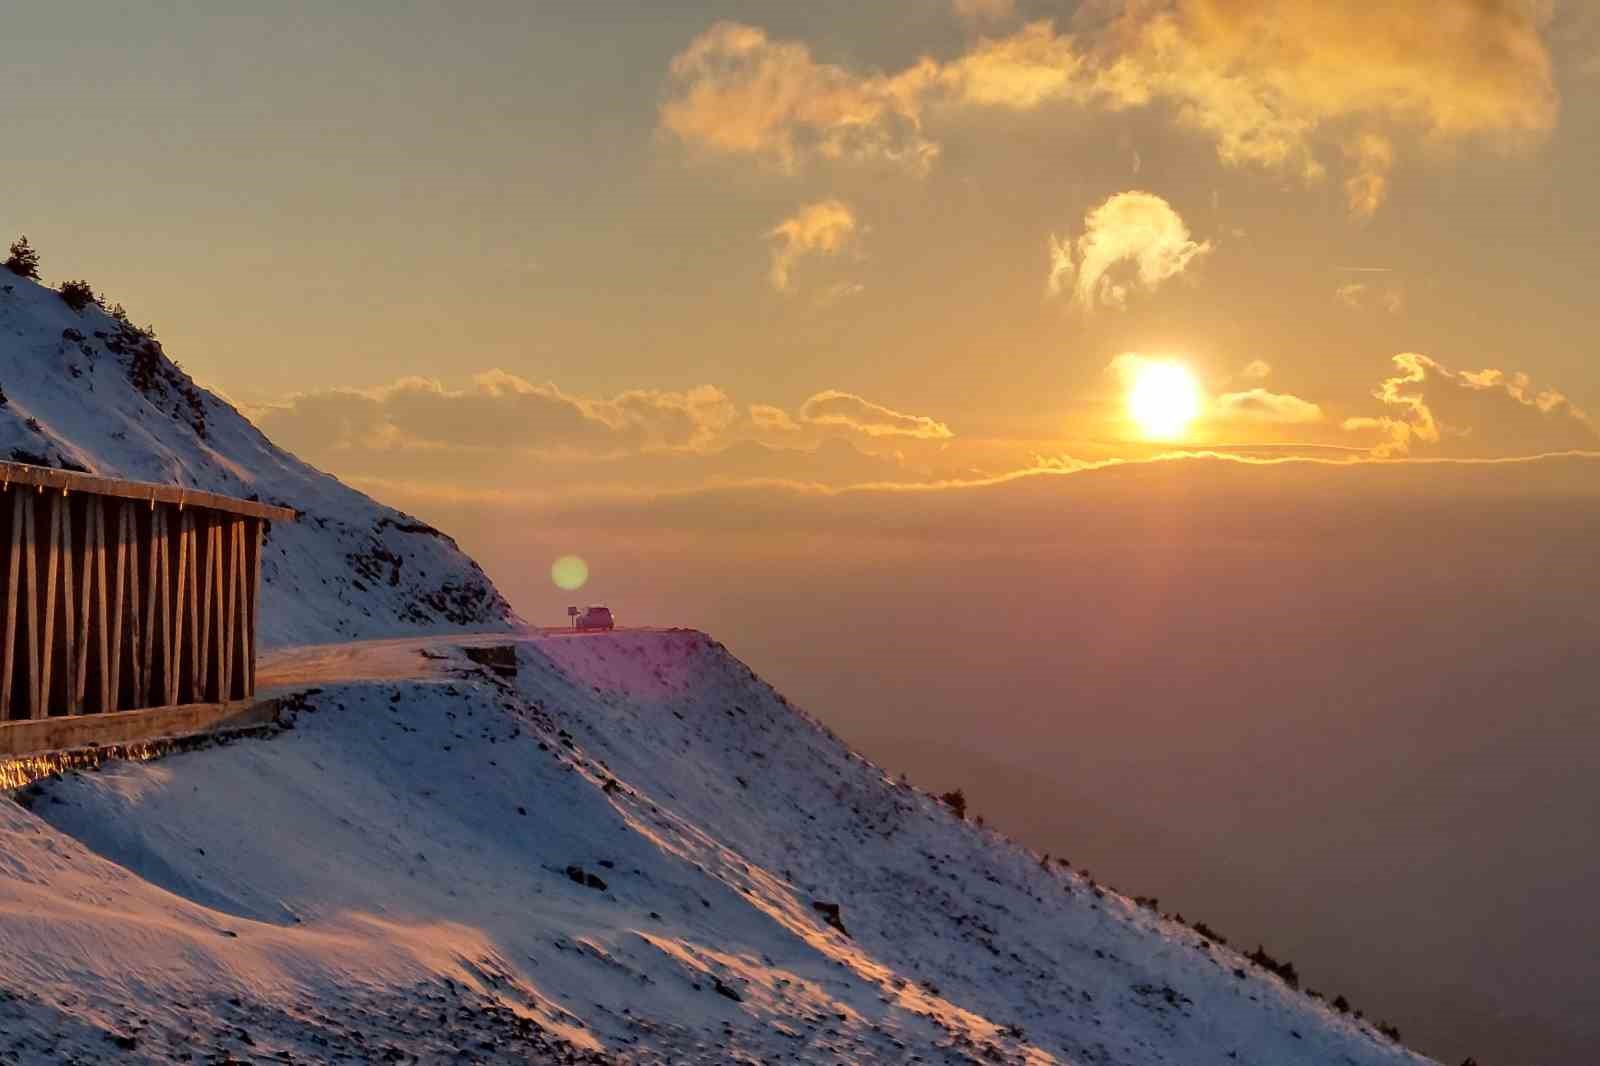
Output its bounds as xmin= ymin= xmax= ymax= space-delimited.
xmin=0 ymin=463 xmax=294 ymax=725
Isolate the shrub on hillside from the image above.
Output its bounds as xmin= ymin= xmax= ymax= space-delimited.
xmin=58 ymin=279 xmax=95 ymax=312
xmin=4 ymin=237 xmax=40 ymax=279
xmin=939 ymin=788 xmax=967 ymax=819
xmin=1246 ymin=944 xmax=1299 ymax=989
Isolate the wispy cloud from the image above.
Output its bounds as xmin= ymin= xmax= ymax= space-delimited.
xmin=798 ymin=390 xmax=954 ymax=439
xmin=1336 ymin=280 xmax=1405 ymax=314
xmin=1214 ymin=389 xmax=1324 ymax=425
xmin=1049 ymin=191 xmax=1211 ymax=309
xmin=767 ymin=199 xmax=859 ymax=293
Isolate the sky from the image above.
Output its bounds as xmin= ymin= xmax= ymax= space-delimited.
xmin=5 ymin=2 xmax=1600 ymax=1064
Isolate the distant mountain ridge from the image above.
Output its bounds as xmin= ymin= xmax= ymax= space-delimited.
xmin=0 ymin=270 xmax=516 ymax=646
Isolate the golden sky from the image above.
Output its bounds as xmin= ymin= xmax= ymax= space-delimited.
xmin=6 ymin=0 xmax=1598 ymax=512
xmin=9 ymin=9 xmax=1600 ymax=1060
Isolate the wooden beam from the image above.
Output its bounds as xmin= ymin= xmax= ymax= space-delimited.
xmin=22 ymin=493 xmax=39 ymax=720
xmin=58 ymin=493 xmax=78 ymax=715
xmin=232 ymin=519 xmax=250 ymax=700
xmin=82 ymin=497 xmax=109 ymax=713
xmin=245 ymin=518 xmax=261 ymax=697
xmin=220 ymin=519 xmax=236 ymax=701
xmin=122 ymin=503 xmax=143 ymax=709
xmin=2 ymin=491 xmax=20 ymax=721
xmin=141 ymin=505 xmax=171 ymax=709
xmin=198 ymin=516 xmax=215 ymax=703
xmin=176 ymin=510 xmax=198 ymax=706
xmin=0 ymin=462 xmax=294 ymax=523
xmin=108 ymin=501 xmax=127 ymax=713
xmin=37 ymin=491 xmax=61 ymax=720
xmin=209 ymin=519 xmax=225 ymax=704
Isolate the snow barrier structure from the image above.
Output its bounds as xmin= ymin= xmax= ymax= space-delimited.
xmin=0 ymin=461 xmax=294 ymax=759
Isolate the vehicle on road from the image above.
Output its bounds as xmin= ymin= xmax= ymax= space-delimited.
xmin=574 ymin=606 xmax=615 ymax=632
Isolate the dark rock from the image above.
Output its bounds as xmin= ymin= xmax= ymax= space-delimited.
xmin=812 ymin=900 xmax=850 ymax=937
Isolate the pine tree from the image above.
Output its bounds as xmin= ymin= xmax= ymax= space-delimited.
xmin=4 ymin=236 xmax=40 ymax=279
xmin=58 ymin=279 xmax=96 ymax=311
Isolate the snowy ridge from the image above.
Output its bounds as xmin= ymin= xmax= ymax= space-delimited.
xmin=0 ymin=273 xmax=515 ymax=646
xmin=4 ymin=631 xmax=1434 ymax=1065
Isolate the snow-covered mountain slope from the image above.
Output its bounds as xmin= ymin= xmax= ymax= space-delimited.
xmin=4 ymin=631 xmax=1433 ymax=1065
xmin=0 ymin=273 xmax=515 ymax=646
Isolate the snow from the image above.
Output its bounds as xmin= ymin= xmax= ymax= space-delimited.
xmin=0 ymin=273 xmax=515 ymax=647
xmin=0 ymin=270 xmax=1435 ymax=1063
xmin=3 ymin=632 xmax=1434 ymax=1064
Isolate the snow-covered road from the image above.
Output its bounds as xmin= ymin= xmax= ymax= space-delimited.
xmin=256 ymin=628 xmax=663 ymax=690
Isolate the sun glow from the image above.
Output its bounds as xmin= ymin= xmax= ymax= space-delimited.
xmin=1127 ymin=361 xmax=1201 ymax=440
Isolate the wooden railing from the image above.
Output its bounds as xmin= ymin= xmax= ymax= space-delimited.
xmin=0 ymin=463 xmax=294 ymax=722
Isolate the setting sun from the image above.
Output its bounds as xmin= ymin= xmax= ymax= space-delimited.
xmin=1128 ymin=361 xmax=1201 ymax=440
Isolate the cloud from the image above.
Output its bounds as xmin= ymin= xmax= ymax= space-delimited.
xmin=1241 ymin=360 xmax=1272 ymax=380
xmin=1335 ymin=280 xmax=1405 ymax=313
xmin=767 ymin=200 xmax=859 ymax=293
xmin=748 ymin=404 xmax=801 ymax=434
xmin=254 ymin=374 xmax=958 ymax=495
xmin=1048 ymin=191 xmax=1211 ymax=309
xmin=954 ymin=0 xmax=1017 ymax=26
xmin=658 ymin=22 xmax=939 ymax=173
xmin=1343 ymin=132 xmax=1395 ymax=221
xmin=255 ymin=371 xmax=740 ymax=460
xmin=1345 ymin=353 xmax=1596 ymax=457
xmin=798 ymin=390 xmax=955 ymax=439
xmin=1214 ymin=388 xmax=1324 ymax=424
xmin=661 ymin=5 xmax=1559 ymax=213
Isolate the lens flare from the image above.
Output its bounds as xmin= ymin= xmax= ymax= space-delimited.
xmin=551 ymin=555 xmax=589 ymax=591
xmin=1128 ymin=361 xmax=1201 ymax=440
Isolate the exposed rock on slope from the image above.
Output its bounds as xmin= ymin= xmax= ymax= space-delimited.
xmin=0 ymin=274 xmax=515 ymax=646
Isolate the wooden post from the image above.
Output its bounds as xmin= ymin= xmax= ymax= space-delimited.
xmin=58 ymin=493 xmax=78 ymax=715
xmin=176 ymin=510 xmax=199 ymax=706
xmin=245 ymin=518 xmax=261 ymax=697
xmin=108 ymin=501 xmax=126 ymax=713
xmin=22 ymin=492 xmax=39 ymax=720
xmin=1 ymin=490 xmax=20 ymax=721
xmin=220 ymin=519 xmax=236 ymax=701
xmin=209 ymin=518 xmax=225 ymax=703
xmin=168 ymin=506 xmax=187 ymax=707
xmin=122 ymin=503 xmax=143 ymax=709
xmin=197 ymin=515 xmax=214 ymax=702
xmin=79 ymin=497 xmax=109 ymax=713
xmin=36 ymin=491 xmax=62 ymax=720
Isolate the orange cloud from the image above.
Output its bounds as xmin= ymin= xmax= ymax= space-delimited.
xmin=767 ymin=199 xmax=859 ymax=293
xmin=1345 ymin=354 xmax=1595 ymax=457
xmin=662 ymin=4 xmax=1559 ymax=214
xmin=1336 ymin=279 xmax=1405 ymax=313
xmin=1214 ymin=388 xmax=1324 ymax=424
xmin=798 ymin=390 xmax=955 ymax=439
xmin=659 ymin=22 xmax=938 ymax=173
xmin=1049 ymin=191 xmax=1211 ymax=309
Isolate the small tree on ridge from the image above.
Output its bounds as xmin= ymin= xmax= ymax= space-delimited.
xmin=4 ymin=236 xmax=40 ymax=279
